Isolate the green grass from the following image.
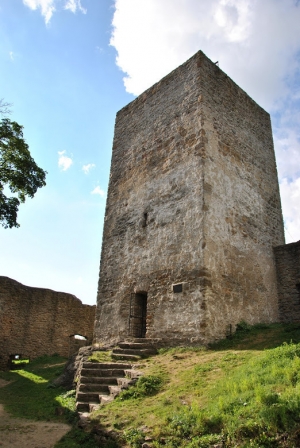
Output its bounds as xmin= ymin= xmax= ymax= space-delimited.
xmin=156 ymin=343 xmax=300 ymax=447
xmin=90 ymin=323 xmax=300 ymax=447
xmin=88 ymin=350 xmax=113 ymax=363
xmin=0 ymin=354 xmax=73 ymax=420
xmin=0 ymin=354 xmax=101 ymax=447
xmin=10 ymin=358 xmax=30 ymax=367
xmin=117 ymin=375 xmax=164 ymax=400
xmin=3 ymin=323 xmax=300 ymax=447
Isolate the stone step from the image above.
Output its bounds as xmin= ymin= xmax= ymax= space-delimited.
xmin=76 ymin=356 xmax=143 ymax=412
xmin=113 ymin=348 xmax=157 ymax=356
xmin=118 ymin=342 xmax=157 ymax=350
xmin=111 ymin=353 xmax=141 ymax=361
xmin=99 ymin=395 xmax=114 ymax=405
xmin=117 ymin=377 xmax=135 ymax=387
xmin=82 ymin=362 xmax=132 ymax=369
xmin=89 ymin=403 xmax=100 ymax=412
xmin=80 ymin=368 xmax=127 ymax=377
xmin=124 ymin=369 xmax=143 ymax=379
xmin=108 ymin=385 xmax=122 ymax=397
xmin=126 ymin=338 xmax=161 ymax=344
xmin=76 ymin=401 xmax=91 ymax=413
xmin=79 ymin=383 xmax=110 ymax=393
xmin=77 ymin=391 xmax=108 ymax=403
xmin=80 ymin=376 xmax=118 ymax=385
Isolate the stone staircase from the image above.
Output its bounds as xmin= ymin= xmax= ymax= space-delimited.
xmin=76 ymin=339 xmax=159 ymax=413
xmin=111 ymin=338 xmax=158 ymax=361
xmin=76 ymin=361 xmax=139 ymax=412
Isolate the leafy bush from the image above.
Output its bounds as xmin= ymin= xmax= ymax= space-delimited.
xmin=124 ymin=428 xmax=145 ymax=447
xmin=118 ymin=375 xmax=163 ymax=400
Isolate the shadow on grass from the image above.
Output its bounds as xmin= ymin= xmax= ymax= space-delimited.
xmin=0 ymin=355 xmax=122 ymax=448
xmin=210 ymin=322 xmax=300 ymax=351
xmin=0 ymin=356 xmax=71 ymax=421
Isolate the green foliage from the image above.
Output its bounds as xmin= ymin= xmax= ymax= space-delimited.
xmin=0 ymin=354 xmax=68 ymax=420
xmin=11 ymin=358 xmax=30 ymax=365
xmin=123 ymin=428 xmax=145 ymax=447
xmin=158 ymin=346 xmax=206 ymax=355
xmin=54 ymin=428 xmax=101 ymax=448
xmin=4 ymin=326 xmax=300 ymax=447
xmin=88 ymin=351 xmax=113 ymax=363
xmin=0 ymin=117 xmax=46 ymax=228
xmin=153 ymin=342 xmax=300 ymax=446
xmin=118 ymin=375 xmax=164 ymax=400
xmin=161 ymin=408 xmax=222 ymax=447
xmin=210 ymin=322 xmax=300 ymax=351
xmin=56 ymin=390 xmax=77 ymax=423
xmin=0 ymin=354 xmax=106 ymax=447
xmin=235 ymin=320 xmax=252 ymax=332
xmin=97 ymin=326 xmax=300 ymax=447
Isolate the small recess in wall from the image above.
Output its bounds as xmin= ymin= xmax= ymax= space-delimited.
xmin=173 ymin=283 xmax=183 ymax=293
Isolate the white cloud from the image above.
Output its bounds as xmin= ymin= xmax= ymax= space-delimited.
xmin=214 ymin=0 xmax=252 ymax=43
xmin=9 ymin=51 xmax=14 ymax=61
xmin=274 ymin=128 xmax=300 ymax=181
xmin=23 ymin=0 xmax=86 ymax=24
xmin=82 ymin=163 xmax=95 ymax=174
xmin=110 ymin=0 xmax=300 ymax=243
xmin=91 ymin=186 xmax=105 ymax=197
xmin=64 ymin=0 xmax=86 ymax=14
xmin=110 ymin=0 xmax=300 ymax=109
xmin=23 ymin=0 xmax=56 ymax=24
xmin=280 ymin=177 xmax=300 ymax=243
xmin=58 ymin=151 xmax=73 ymax=171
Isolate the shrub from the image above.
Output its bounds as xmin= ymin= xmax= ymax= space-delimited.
xmin=118 ymin=375 xmax=163 ymax=400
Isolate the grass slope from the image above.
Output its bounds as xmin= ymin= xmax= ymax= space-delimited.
xmin=90 ymin=323 xmax=300 ymax=447
xmin=1 ymin=323 xmax=300 ymax=447
xmin=0 ymin=354 xmax=97 ymax=447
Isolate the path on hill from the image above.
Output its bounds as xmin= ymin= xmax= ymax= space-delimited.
xmin=0 ymin=379 xmax=70 ymax=448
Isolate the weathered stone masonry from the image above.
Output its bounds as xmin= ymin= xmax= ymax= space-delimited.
xmin=0 ymin=276 xmax=95 ymax=370
xmin=274 ymin=241 xmax=300 ymax=323
xmin=95 ymin=50 xmax=285 ymax=347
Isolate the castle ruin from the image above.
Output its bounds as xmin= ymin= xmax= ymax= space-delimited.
xmin=95 ymin=51 xmax=290 ymax=345
xmin=94 ymin=50 xmax=288 ymax=347
xmin=0 ymin=276 xmax=95 ymax=370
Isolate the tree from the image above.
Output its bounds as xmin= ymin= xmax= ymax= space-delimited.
xmin=0 ymin=117 xmax=47 ymax=228
xmin=0 ymin=98 xmax=12 ymax=116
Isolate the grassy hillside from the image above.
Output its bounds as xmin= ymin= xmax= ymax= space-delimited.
xmin=0 ymin=354 xmax=97 ymax=447
xmin=91 ymin=322 xmax=300 ymax=447
xmin=1 ymin=323 xmax=300 ymax=447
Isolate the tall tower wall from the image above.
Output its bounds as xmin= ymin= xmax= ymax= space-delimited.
xmin=95 ymin=51 xmax=284 ymax=346
xmin=196 ymin=54 xmax=285 ymax=341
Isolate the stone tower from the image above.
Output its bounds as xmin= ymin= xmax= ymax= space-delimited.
xmin=94 ymin=50 xmax=285 ymax=346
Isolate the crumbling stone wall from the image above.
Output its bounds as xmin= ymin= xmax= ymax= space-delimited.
xmin=274 ymin=241 xmax=300 ymax=322
xmin=95 ymin=50 xmax=285 ymax=347
xmin=0 ymin=276 xmax=95 ymax=370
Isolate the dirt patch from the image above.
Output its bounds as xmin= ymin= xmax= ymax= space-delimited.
xmin=0 ymin=379 xmax=11 ymax=388
xmin=0 ymin=380 xmax=71 ymax=448
xmin=0 ymin=404 xmax=70 ymax=448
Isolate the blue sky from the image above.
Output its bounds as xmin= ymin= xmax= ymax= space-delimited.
xmin=0 ymin=0 xmax=300 ymax=305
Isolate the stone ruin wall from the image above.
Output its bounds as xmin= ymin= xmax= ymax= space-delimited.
xmin=197 ymin=52 xmax=285 ymax=341
xmin=0 ymin=276 xmax=96 ymax=370
xmin=274 ymin=241 xmax=300 ymax=323
xmin=95 ymin=50 xmax=285 ymax=347
xmin=95 ymin=50 xmax=208 ymax=346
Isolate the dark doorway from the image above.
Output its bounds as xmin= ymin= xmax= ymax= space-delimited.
xmin=129 ymin=292 xmax=148 ymax=338
xmin=8 ymin=354 xmax=30 ymax=370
